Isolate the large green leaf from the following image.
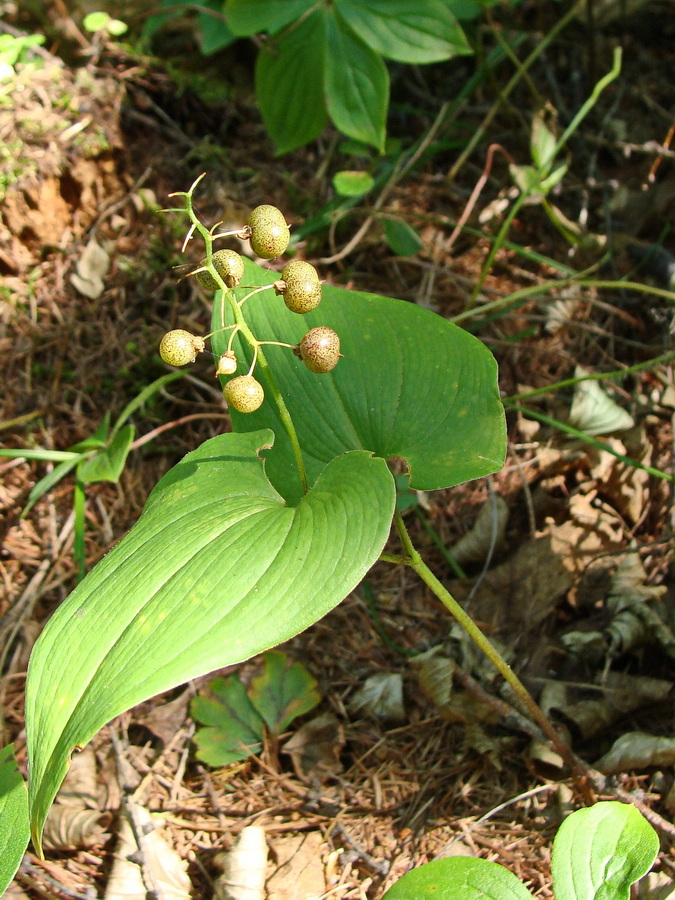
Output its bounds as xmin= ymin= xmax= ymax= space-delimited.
xmin=382 ymin=857 xmax=533 ymax=900
xmin=551 ymin=802 xmax=658 ymax=900
xmin=226 ymin=0 xmax=315 ymax=36
xmin=26 ymin=431 xmax=394 ymax=849
xmin=0 ymin=744 xmax=30 ymax=894
xmin=326 ymin=9 xmax=388 ymax=152
xmin=215 ymin=261 xmax=506 ymax=505
xmin=255 ymin=9 xmax=327 ymax=154
xmin=336 ymin=0 xmax=472 ymax=63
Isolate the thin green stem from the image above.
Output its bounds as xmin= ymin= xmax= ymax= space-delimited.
xmin=393 ymin=510 xmax=580 ymax=772
xmin=504 ymin=401 xmax=675 ymax=483
xmin=73 ymin=478 xmax=87 ymax=584
xmin=467 ymin=46 xmax=622 ymax=307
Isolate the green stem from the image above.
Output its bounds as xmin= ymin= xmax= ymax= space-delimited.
xmin=467 ymin=46 xmax=622 ymax=307
xmin=73 ymin=477 xmax=87 ymax=584
xmin=393 ymin=510 xmax=579 ymax=771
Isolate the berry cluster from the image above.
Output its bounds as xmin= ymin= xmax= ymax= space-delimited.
xmin=159 ymin=201 xmax=341 ymax=414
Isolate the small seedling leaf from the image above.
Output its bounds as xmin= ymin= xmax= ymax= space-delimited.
xmin=336 ymin=0 xmax=471 ymax=63
xmin=382 ymin=856 xmax=534 ymax=900
xmin=530 ymin=114 xmax=557 ymax=173
xmin=191 ymin=675 xmax=264 ymax=766
xmin=333 ymin=170 xmax=375 ymax=197
xmin=383 ymin=218 xmax=423 ymax=256
xmin=248 ymin=650 xmax=320 ymax=735
xmin=256 ymin=10 xmax=327 ymax=154
xmin=0 ymin=744 xmax=30 ymax=894
xmin=26 ymin=430 xmax=394 ymax=850
xmin=551 ymin=802 xmax=659 ymax=900
xmin=326 ymin=9 xmax=388 ymax=152
xmin=77 ymin=425 xmax=135 ymax=484
xmin=216 ymin=260 xmax=506 ymax=505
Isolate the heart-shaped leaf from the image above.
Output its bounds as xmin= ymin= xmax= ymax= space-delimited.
xmin=215 ymin=261 xmax=506 ymax=504
xmin=382 ymin=856 xmax=533 ymax=900
xmin=26 ymin=430 xmax=395 ymax=849
xmin=191 ymin=675 xmax=265 ymax=766
xmin=551 ymin=802 xmax=658 ymax=900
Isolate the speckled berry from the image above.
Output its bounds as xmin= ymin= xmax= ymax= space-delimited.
xmin=196 ymin=249 xmax=245 ymax=290
xmin=279 ymin=260 xmax=322 ymax=314
xmin=248 ymin=205 xmax=290 ymax=259
xmin=223 ymin=375 xmax=264 ymax=412
xmin=159 ymin=329 xmax=205 ymax=366
xmin=296 ymin=326 xmax=341 ymax=374
xmin=216 ymin=351 xmax=238 ymax=376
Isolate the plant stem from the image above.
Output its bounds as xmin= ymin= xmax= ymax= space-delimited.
xmin=393 ymin=510 xmax=579 ymax=772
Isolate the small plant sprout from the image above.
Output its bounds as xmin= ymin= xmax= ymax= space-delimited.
xmin=276 ymin=260 xmax=322 ymax=314
xmin=246 ymin=204 xmax=291 ymax=259
xmin=296 ymin=326 xmax=341 ymax=373
xmin=159 ymin=329 xmax=205 ymax=366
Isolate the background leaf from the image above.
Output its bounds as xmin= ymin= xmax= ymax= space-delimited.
xmin=336 ymin=0 xmax=471 ymax=63
xmin=333 ymin=170 xmax=375 ymax=197
xmin=215 ymin=260 xmax=506 ymax=505
xmin=0 ymin=744 xmax=30 ymax=894
xmin=77 ymin=425 xmax=135 ymax=484
xmin=383 ymin=218 xmax=423 ymax=256
xmin=382 ymin=856 xmax=534 ymax=900
xmin=326 ymin=9 xmax=388 ymax=152
xmin=255 ymin=10 xmax=327 ymax=154
xmin=191 ymin=675 xmax=264 ymax=766
xmin=551 ymin=802 xmax=658 ymax=900
xmin=248 ymin=650 xmax=320 ymax=734
xmin=226 ymin=0 xmax=315 ymax=36
xmin=26 ymin=432 xmax=395 ymax=848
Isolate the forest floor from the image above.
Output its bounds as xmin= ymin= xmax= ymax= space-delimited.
xmin=1 ymin=2 xmax=675 ymax=897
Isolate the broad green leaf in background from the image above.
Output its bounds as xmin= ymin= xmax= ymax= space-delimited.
xmin=383 ymin=218 xmax=423 ymax=256
xmin=248 ymin=649 xmax=320 ymax=733
xmin=551 ymin=802 xmax=658 ymax=900
xmin=196 ymin=0 xmax=237 ymax=55
xmin=326 ymin=9 xmax=388 ymax=152
xmin=255 ymin=9 xmax=327 ymax=155
xmin=382 ymin=856 xmax=534 ymax=900
xmin=191 ymin=675 xmax=264 ymax=766
xmin=77 ymin=425 xmax=134 ymax=483
xmin=0 ymin=744 xmax=30 ymax=894
xmin=226 ymin=0 xmax=315 ymax=36
xmin=333 ymin=170 xmax=375 ymax=197
xmin=337 ymin=0 xmax=472 ymax=63
xmin=26 ymin=431 xmax=395 ymax=850
xmin=214 ymin=260 xmax=506 ymax=505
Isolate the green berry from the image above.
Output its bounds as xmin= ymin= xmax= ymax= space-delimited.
xmin=159 ymin=329 xmax=205 ymax=366
xmin=248 ymin=205 xmax=290 ymax=259
xmin=224 ymin=375 xmax=264 ymax=413
xmin=296 ymin=327 xmax=341 ymax=374
xmin=280 ymin=260 xmax=322 ymax=314
xmin=196 ymin=249 xmax=245 ymax=290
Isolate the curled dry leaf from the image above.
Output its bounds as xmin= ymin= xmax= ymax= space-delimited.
xmin=282 ymin=712 xmax=344 ymax=781
xmin=42 ymin=805 xmax=111 ymax=851
xmin=213 ymin=826 xmax=268 ymax=900
xmin=595 ymin=732 xmax=675 ymax=775
xmin=349 ymin=673 xmax=405 ymax=723
xmin=451 ymin=494 xmax=509 ymax=566
xmin=105 ymin=804 xmax=190 ymax=900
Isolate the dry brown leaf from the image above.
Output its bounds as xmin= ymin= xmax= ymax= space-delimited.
xmin=70 ymin=238 xmax=110 ymax=299
xmin=595 ymin=732 xmax=675 ymax=775
xmin=451 ymin=495 xmax=509 ymax=565
xmin=282 ymin=712 xmax=344 ymax=781
xmin=588 ymin=435 xmax=651 ymax=524
xmin=42 ymin=805 xmax=111 ymax=851
xmin=105 ymin=804 xmax=190 ymax=900
xmin=266 ymin=833 xmax=326 ymax=900
xmin=213 ymin=826 xmax=268 ymax=900
xmin=348 ymin=673 xmax=405 ymax=723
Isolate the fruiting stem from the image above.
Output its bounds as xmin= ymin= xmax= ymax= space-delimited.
xmin=391 ymin=510 xmax=579 ymax=773
xmin=238 ymin=285 xmax=276 ymax=307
